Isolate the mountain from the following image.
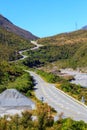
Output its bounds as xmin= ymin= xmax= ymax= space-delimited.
xmin=82 ymin=25 xmax=87 ymax=30
xmin=0 ymin=27 xmax=35 ymax=61
xmin=24 ymin=29 xmax=87 ymax=68
xmin=37 ymin=29 xmax=87 ymax=45
xmin=0 ymin=14 xmax=38 ymax=40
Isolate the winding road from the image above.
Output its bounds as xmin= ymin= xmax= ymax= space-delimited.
xmin=11 ymin=41 xmax=87 ymax=122
xmin=27 ymin=70 xmax=87 ymax=122
xmin=19 ymin=41 xmax=43 ymax=60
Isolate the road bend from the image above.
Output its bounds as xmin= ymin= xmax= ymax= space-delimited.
xmin=27 ymin=71 xmax=87 ymax=122
xmin=18 ymin=41 xmax=87 ymax=122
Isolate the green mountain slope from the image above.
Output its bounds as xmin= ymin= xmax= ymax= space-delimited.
xmin=24 ymin=30 xmax=87 ymax=69
xmin=0 ymin=27 xmax=34 ymax=61
xmin=38 ymin=30 xmax=87 ymax=45
xmin=0 ymin=27 xmax=35 ymax=94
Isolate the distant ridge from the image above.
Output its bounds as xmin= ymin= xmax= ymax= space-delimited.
xmin=0 ymin=14 xmax=38 ymax=40
xmin=81 ymin=25 xmax=87 ymax=30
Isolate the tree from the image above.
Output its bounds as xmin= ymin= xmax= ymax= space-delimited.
xmin=37 ymin=103 xmax=54 ymax=130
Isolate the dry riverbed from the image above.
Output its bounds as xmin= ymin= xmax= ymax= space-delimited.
xmin=60 ymin=68 xmax=87 ymax=88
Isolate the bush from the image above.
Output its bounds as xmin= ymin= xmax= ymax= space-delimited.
xmin=36 ymin=70 xmax=62 ymax=83
xmin=7 ymin=73 xmax=34 ymax=94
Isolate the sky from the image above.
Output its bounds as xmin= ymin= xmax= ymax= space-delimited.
xmin=0 ymin=0 xmax=87 ymax=37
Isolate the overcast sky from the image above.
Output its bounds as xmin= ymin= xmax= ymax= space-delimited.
xmin=0 ymin=0 xmax=87 ymax=37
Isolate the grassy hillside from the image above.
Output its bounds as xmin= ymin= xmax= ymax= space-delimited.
xmin=0 ymin=61 xmax=34 ymax=97
xmin=0 ymin=27 xmax=34 ymax=61
xmin=24 ymin=29 xmax=87 ymax=69
xmin=38 ymin=30 xmax=87 ymax=46
xmin=0 ymin=27 xmax=35 ymax=95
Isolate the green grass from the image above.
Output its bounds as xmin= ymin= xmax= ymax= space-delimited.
xmin=36 ymin=69 xmax=63 ymax=83
xmin=7 ymin=72 xmax=34 ymax=94
xmin=0 ymin=61 xmax=34 ymax=97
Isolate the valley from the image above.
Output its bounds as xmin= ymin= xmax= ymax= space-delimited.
xmin=0 ymin=14 xmax=87 ymax=129
xmin=15 ymin=40 xmax=87 ymax=122
xmin=0 ymin=40 xmax=87 ymax=122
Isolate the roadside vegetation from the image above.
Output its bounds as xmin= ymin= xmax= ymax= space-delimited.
xmin=0 ymin=103 xmax=87 ymax=130
xmin=0 ymin=27 xmax=87 ymax=129
xmin=0 ymin=61 xmax=34 ymax=96
xmin=35 ymin=69 xmax=87 ymax=105
xmin=36 ymin=69 xmax=63 ymax=83
xmin=57 ymin=81 xmax=87 ymax=105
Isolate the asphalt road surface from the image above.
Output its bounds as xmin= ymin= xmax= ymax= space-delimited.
xmin=28 ymin=71 xmax=87 ymax=122
xmin=9 ymin=41 xmax=87 ymax=122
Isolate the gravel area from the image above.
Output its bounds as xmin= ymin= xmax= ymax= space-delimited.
xmin=60 ymin=69 xmax=87 ymax=87
xmin=0 ymin=89 xmax=35 ymax=116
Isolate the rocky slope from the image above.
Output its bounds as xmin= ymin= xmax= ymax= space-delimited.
xmin=0 ymin=14 xmax=38 ymax=40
